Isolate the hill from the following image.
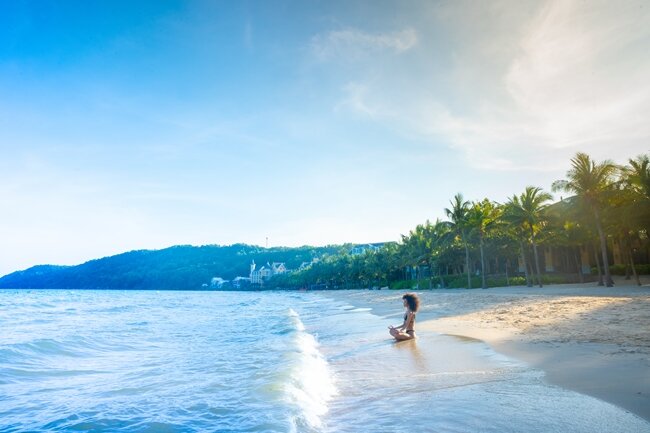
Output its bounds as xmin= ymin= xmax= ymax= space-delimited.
xmin=0 ymin=244 xmax=344 ymax=290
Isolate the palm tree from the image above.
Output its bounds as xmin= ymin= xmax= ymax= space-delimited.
xmin=400 ymin=222 xmax=434 ymax=288
xmin=398 ymin=219 xmax=453 ymax=289
xmin=625 ymin=154 xmax=650 ymax=201
xmin=544 ymin=199 xmax=590 ymax=283
xmin=552 ymin=153 xmax=618 ymax=287
xmin=501 ymin=201 xmax=532 ymax=286
xmin=502 ymin=186 xmax=552 ymax=287
xmin=467 ymin=199 xmax=501 ymax=289
xmin=487 ymin=208 xmax=521 ymax=286
xmin=445 ymin=193 xmax=472 ymax=289
xmin=421 ymin=219 xmax=454 ymax=288
xmin=622 ymin=154 xmax=650 ymax=230
xmin=614 ymin=154 xmax=650 ymax=285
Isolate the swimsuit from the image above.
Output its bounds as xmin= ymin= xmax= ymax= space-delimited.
xmin=404 ymin=312 xmax=416 ymax=334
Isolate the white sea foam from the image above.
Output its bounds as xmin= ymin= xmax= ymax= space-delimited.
xmin=348 ymin=307 xmax=372 ymax=312
xmin=286 ymin=308 xmax=337 ymax=431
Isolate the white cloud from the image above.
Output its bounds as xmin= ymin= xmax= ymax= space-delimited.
xmin=504 ymin=0 xmax=650 ymax=149
xmin=310 ymin=28 xmax=418 ymax=60
xmin=335 ymin=0 xmax=650 ymax=170
xmin=335 ymin=82 xmax=378 ymax=117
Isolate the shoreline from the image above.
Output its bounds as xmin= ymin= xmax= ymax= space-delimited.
xmin=332 ymin=277 xmax=650 ymax=422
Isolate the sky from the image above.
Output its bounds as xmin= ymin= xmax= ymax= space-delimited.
xmin=1 ymin=0 xmax=649 ymax=276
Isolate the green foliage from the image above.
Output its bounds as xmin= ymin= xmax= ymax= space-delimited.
xmin=443 ymin=275 xmax=524 ymax=289
xmin=592 ymin=264 xmax=650 ymax=276
xmin=266 ymin=244 xmax=403 ymax=290
xmin=389 ymin=280 xmax=419 ymax=291
xmin=388 ymin=276 xmax=531 ymax=290
xmin=441 ymin=274 xmax=576 ymax=289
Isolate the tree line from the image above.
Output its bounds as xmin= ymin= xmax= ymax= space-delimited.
xmin=0 ymin=244 xmax=341 ymax=290
xmin=270 ymin=152 xmax=650 ymax=290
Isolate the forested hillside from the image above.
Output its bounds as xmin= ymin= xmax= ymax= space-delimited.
xmin=0 ymin=244 xmax=342 ymax=290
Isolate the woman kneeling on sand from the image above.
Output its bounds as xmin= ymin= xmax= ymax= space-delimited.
xmin=389 ymin=293 xmax=419 ymax=341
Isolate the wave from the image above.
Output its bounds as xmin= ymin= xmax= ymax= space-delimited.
xmin=1 ymin=339 xmax=81 ymax=361
xmin=284 ymin=308 xmax=337 ymax=432
xmin=0 ymin=336 xmax=138 ymax=366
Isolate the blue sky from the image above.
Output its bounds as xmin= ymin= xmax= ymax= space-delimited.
xmin=1 ymin=0 xmax=649 ymax=276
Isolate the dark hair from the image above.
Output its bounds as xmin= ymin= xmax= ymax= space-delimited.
xmin=402 ymin=293 xmax=420 ymax=312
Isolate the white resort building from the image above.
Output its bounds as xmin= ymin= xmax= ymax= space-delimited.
xmin=250 ymin=260 xmax=288 ymax=286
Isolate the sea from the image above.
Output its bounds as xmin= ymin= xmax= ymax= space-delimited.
xmin=0 ymin=289 xmax=648 ymax=433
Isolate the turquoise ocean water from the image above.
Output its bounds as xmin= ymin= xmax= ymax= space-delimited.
xmin=0 ymin=290 xmax=648 ymax=433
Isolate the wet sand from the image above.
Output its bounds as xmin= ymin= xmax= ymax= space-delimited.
xmin=333 ymin=276 xmax=650 ymax=422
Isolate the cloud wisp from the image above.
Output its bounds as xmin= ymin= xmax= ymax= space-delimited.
xmin=332 ymin=0 xmax=650 ymax=170
xmin=310 ymin=28 xmax=418 ymax=61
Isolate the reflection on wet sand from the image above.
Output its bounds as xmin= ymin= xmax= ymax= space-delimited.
xmin=393 ymin=338 xmax=428 ymax=372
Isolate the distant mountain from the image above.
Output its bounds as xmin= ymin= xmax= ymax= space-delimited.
xmin=0 ymin=244 xmax=344 ymax=290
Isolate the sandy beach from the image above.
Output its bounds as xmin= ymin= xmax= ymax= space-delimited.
xmin=334 ymin=276 xmax=650 ymax=422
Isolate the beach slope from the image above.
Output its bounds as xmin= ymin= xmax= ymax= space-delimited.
xmin=336 ymin=278 xmax=650 ymax=421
